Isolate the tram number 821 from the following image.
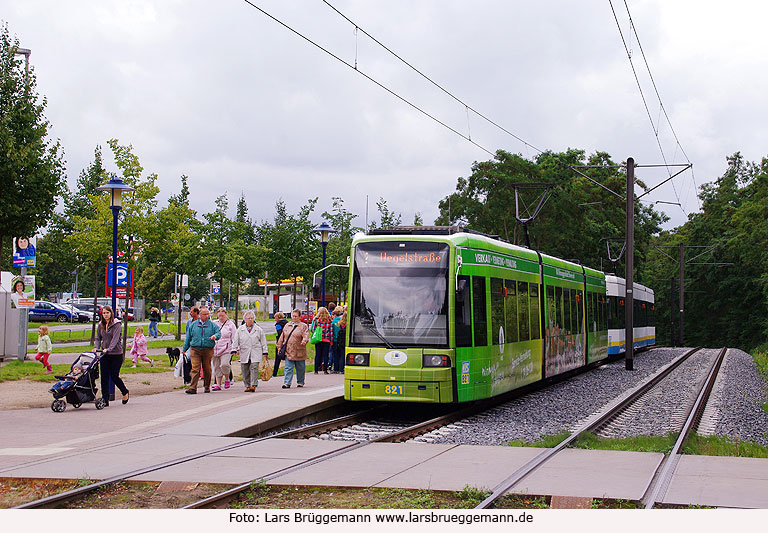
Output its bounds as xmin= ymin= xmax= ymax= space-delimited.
xmin=384 ymin=385 xmax=403 ymax=395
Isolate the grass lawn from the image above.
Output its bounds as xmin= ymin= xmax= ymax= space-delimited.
xmin=0 ymin=357 xmax=173 ymax=383
xmin=7 ymin=343 xmax=310 ymax=381
xmin=28 ymin=322 xmax=188 ymax=345
xmin=509 ymin=431 xmax=768 ymax=458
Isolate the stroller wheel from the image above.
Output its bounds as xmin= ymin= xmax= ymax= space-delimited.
xmin=51 ymin=399 xmax=66 ymax=412
xmin=72 ymin=403 xmax=82 ymax=409
xmin=94 ymin=398 xmax=107 ymax=410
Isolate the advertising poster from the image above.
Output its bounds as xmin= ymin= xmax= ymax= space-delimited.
xmin=13 ymin=235 xmax=37 ymax=268
xmin=9 ymin=274 xmax=35 ymax=308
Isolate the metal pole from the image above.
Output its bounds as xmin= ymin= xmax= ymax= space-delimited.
xmin=110 ymin=206 xmax=119 ymax=312
xmin=17 ymin=266 xmax=28 ymax=361
xmin=670 ymin=277 xmax=676 ymax=347
xmin=679 ymin=243 xmax=684 ymax=347
xmin=321 ymin=241 xmax=328 ymax=308
xmin=625 ymin=157 xmax=634 ymax=371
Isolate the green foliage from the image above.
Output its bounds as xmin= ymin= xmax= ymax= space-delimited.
xmin=572 ymin=432 xmax=676 ymax=453
xmin=456 ymin=485 xmax=490 ymax=506
xmin=508 ymin=431 xmax=570 ymax=448
xmin=0 ymin=23 xmax=66 ymax=263
xmin=645 ymin=153 xmax=768 ymax=349
xmin=367 ymin=197 xmax=402 ymax=231
xmin=321 ymin=197 xmax=362 ymax=299
xmin=751 ymin=347 xmax=768 ymax=380
xmin=259 ymin=198 xmax=320 ymax=308
xmin=683 ymin=434 xmax=768 ymax=458
xmin=436 ymin=149 xmax=666 ymax=273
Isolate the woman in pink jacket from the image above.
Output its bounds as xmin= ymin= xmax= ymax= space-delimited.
xmin=130 ymin=326 xmax=153 ymax=368
xmin=212 ymin=308 xmax=237 ymax=390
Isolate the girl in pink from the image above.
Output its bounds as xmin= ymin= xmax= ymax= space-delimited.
xmin=130 ymin=326 xmax=153 ymax=368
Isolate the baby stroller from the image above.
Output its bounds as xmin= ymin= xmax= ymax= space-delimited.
xmin=49 ymin=352 xmax=106 ymax=412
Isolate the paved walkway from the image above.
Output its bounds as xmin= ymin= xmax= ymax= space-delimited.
xmin=0 ymin=373 xmax=767 ymax=508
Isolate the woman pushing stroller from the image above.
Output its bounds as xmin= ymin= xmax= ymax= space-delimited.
xmin=94 ymin=306 xmax=130 ymax=406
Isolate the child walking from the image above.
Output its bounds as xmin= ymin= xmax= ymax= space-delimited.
xmin=130 ymin=326 xmax=153 ymax=368
xmin=35 ymin=325 xmax=53 ymax=373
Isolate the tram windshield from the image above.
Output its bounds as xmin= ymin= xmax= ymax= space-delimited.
xmin=351 ymin=241 xmax=449 ymax=347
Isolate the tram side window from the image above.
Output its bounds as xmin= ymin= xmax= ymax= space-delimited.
xmin=555 ymin=286 xmax=563 ymax=332
xmin=518 ymin=281 xmax=530 ymax=341
xmin=505 ymin=279 xmax=518 ymax=343
xmin=600 ymin=295 xmax=609 ymax=331
xmin=529 ymin=283 xmax=540 ymax=340
xmin=490 ymin=278 xmax=504 ymax=345
xmin=472 ymin=276 xmax=488 ymax=347
xmin=576 ymin=290 xmax=584 ymax=334
xmin=589 ymin=292 xmax=597 ymax=332
xmin=546 ymin=285 xmax=555 ymax=333
xmin=563 ymin=287 xmax=572 ymax=335
xmin=455 ymin=275 xmax=472 ymax=347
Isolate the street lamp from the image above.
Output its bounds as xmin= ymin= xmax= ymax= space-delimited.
xmin=97 ymin=177 xmax=135 ymax=313
xmin=315 ymin=222 xmax=337 ymax=308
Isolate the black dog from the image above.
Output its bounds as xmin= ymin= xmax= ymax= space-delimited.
xmin=166 ymin=346 xmax=180 ymax=367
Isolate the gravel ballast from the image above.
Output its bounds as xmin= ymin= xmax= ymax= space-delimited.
xmin=420 ymin=347 xmax=768 ymax=447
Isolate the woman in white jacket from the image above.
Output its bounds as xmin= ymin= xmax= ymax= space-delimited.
xmin=231 ymin=310 xmax=269 ymax=392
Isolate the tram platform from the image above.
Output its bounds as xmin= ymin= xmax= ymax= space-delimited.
xmin=1 ymin=373 xmax=767 ymax=508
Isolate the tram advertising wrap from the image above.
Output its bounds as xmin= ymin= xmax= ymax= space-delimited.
xmin=344 ymin=228 xmax=654 ymax=404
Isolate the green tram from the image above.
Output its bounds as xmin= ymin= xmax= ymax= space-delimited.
xmin=344 ymin=226 xmax=617 ymax=403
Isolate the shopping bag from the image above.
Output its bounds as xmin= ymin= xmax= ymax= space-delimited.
xmin=259 ymin=358 xmax=273 ymax=382
xmin=309 ymin=325 xmax=323 ymax=345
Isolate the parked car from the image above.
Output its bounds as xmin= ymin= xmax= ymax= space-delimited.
xmin=60 ymin=304 xmax=93 ymax=323
xmin=71 ymin=302 xmax=100 ymax=321
xmin=28 ymin=301 xmax=75 ymax=323
xmin=300 ymin=311 xmax=314 ymax=324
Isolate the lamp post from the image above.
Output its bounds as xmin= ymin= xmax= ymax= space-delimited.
xmin=315 ymin=222 xmax=336 ymax=308
xmin=97 ymin=177 xmax=135 ymax=313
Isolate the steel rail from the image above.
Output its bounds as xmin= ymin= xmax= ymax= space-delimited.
xmin=186 ymin=352 xmax=654 ymax=509
xmin=13 ymin=349 xmax=649 ymax=509
xmin=475 ymin=347 xmax=703 ymax=509
xmin=12 ymin=406 xmax=381 ymax=509
xmin=642 ymin=347 xmax=727 ymax=508
xmin=183 ymin=407 xmax=473 ymax=509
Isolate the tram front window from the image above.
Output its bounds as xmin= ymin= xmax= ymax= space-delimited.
xmin=351 ymin=242 xmax=449 ymax=347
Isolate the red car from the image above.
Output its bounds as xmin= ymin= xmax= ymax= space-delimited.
xmin=300 ymin=311 xmax=314 ymax=324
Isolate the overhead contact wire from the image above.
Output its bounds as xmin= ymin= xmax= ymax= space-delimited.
xmin=609 ymin=0 xmax=687 ymax=214
xmin=321 ymin=0 xmax=543 ymax=155
xmin=241 ymin=0 xmax=494 ymax=156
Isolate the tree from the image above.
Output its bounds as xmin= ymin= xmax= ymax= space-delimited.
xmin=367 ymin=197 xmax=402 ymax=232
xmin=260 ymin=198 xmax=321 ymax=311
xmin=435 ymin=149 xmax=666 ymax=276
xmin=36 ymin=146 xmax=106 ymax=297
xmin=322 ymin=197 xmax=362 ymax=302
xmin=67 ymin=140 xmax=160 ymax=344
xmin=0 ymin=23 xmax=66 ymax=267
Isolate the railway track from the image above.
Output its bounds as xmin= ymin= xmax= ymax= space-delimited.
xmin=475 ymin=347 xmax=728 ymax=509
xmin=11 ymin=349 xmax=650 ymax=509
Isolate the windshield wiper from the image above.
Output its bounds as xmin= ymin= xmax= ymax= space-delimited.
xmin=361 ymin=321 xmax=395 ymax=349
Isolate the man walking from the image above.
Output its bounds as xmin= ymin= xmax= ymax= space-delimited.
xmin=182 ymin=307 xmax=220 ymax=394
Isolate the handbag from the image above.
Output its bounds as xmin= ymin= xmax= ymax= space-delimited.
xmin=276 ymin=325 xmax=297 ymax=360
xmin=309 ymin=324 xmax=323 ymax=345
xmin=259 ymin=358 xmax=273 ymax=382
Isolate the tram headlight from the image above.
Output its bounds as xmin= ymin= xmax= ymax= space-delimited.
xmin=423 ymin=354 xmax=450 ymax=367
xmin=347 ymin=353 xmax=370 ymax=366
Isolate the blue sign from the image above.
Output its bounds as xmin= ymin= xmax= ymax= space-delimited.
xmin=107 ymin=263 xmax=131 ymax=287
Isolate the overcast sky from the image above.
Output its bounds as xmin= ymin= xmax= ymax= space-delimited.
xmin=4 ymin=1 xmax=767 ymax=232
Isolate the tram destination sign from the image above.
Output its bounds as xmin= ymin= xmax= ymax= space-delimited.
xmin=358 ymin=248 xmax=448 ymax=268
